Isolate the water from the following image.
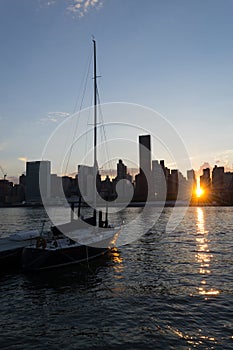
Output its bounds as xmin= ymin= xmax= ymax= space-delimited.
xmin=0 ymin=206 xmax=233 ymax=349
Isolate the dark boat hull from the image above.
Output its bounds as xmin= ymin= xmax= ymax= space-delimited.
xmin=0 ymin=248 xmax=22 ymax=271
xmin=22 ymin=244 xmax=106 ymax=271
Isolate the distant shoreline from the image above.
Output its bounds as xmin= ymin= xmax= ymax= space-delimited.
xmin=0 ymin=201 xmax=232 ymax=208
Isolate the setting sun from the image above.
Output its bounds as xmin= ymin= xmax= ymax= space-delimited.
xmin=196 ymin=187 xmax=204 ymax=198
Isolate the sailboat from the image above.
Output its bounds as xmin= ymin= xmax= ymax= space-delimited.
xmin=21 ymin=40 xmax=121 ymax=271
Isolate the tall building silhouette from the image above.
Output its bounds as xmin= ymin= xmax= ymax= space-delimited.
xmin=212 ymin=165 xmax=225 ymax=203
xmin=200 ymin=168 xmax=211 ymax=201
xmin=25 ymin=161 xmax=51 ymax=203
xmin=152 ymin=160 xmax=166 ymax=200
xmin=115 ymin=159 xmax=133 ymax=201
xmin=139 ymin=135 xmax=151 ymax=176
xmin=167 ymin=169 xmax=179 ymax=200
xmin=77 ymin=164 xmax=101 ymax=202
xmin=0 ymin=179 xmax=13 ymax=204
xmin=187 ymin=169 xmax=197 ymax=198
xmin=200 ymin=168 xmax=211 ymax=189
xmin=187 ymin=169 xmax=196 ymax=184
xmin=117 ymin=159 xmax=127 ymax=179
xmin=135 ymin=135 xmax=152 ymax=201
xmin=212 ymin=166 xmax=224 ymax=192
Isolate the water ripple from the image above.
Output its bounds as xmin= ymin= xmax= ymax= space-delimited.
xmin=0 ymin=206 xmax=233 ymax=349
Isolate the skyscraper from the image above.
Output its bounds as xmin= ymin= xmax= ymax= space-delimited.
xmin=200 ymin=168 xmax=211 ymax=190
xmin=152 ymin=160 xmax=166 ymax=200
xmin=77 ymin=164 xmax=101 ymax=202
xmin=167 ymin=169 xmax=179 ymax=201
xmin=117 ymin=159 xmax=127 ymax=180
xmin=139 ymin=135 xmax=151 ymax=176
xmin=212 ymin=165 xmax=224 ymax=192
xmin=25 ymin=161 xmax=51 ymax=203
xmin=200 ymin=168 xmax=211 ymax=201
xmin=135 ymin=135 xmax=152 ymax=201
xmin=212 ymin=165 xmax=225 ymax=203
xmin=187 ymin=169 xmax=197 ymax=197
xmin=187 ymin=169 xmax=196 ymax=184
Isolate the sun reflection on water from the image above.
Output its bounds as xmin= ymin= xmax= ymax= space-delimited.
xmin=110 ymin=247 xmax=124 ymax=280
xmin=195 ymin=207 xmax=220 ymax=296
xmin=111 ymin=247 xmax=123 ymax=266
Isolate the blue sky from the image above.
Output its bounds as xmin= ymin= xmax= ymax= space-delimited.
xmin=1 ymin=0 xmax=233 ymax=180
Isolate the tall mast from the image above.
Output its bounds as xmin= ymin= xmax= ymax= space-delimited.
xmin=93 ymin=39 xmax=97 ymax=167
xmin=93 ymin=39 xmax=97 ymax=219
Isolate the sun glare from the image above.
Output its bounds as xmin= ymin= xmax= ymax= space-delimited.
xmin=196 ymin=187 xmax=204 ymax=198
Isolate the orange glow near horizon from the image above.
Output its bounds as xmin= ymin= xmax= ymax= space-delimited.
xmin=196 ymin=187 xmax=204 ymax=198
xmin=196 ymin=178 xmax=204 ymax=198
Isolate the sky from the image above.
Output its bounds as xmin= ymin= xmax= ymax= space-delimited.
xmin=1 ymin=0 xmax=233 ymax=181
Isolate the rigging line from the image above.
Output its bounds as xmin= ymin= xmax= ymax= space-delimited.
xmin=83 ymin=65 xmax=95 ymax=165
xmin=64 ymin=50 xmax=93 ymax=176
xmin=55 ymin=50 xmax=92 ymax=176
xmin=96 ymin=87 xmax=115 ymax=179
xmin=84 ymin=101 xmax=92 ymax=165
xmin=72 ymin=49 xmax=92 ymax=115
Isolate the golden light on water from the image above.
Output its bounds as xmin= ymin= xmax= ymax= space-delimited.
xmin=167 ymin=325 xmax=217 ymax=346
xmin=111 ymin=248 xmax=123 ymax=265
xmin=111 ymin=247 xmax=124 ymax=279
xmin=108 ymin=229 xmax=121 ymax=248
xmin=195 ymin=208 xmax=220 ymax=296
xmin=198 ymin=287 xmax=220 ymax=296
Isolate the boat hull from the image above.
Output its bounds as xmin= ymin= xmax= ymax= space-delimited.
xmin=21 ymin=244 xmax=106 ymax=271
xmin=0 ymin=248 xmax=23 ymax=270
xmin=21 ymin=224 xmax=121 ymax=271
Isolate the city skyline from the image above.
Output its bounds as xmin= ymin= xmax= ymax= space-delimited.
xmin=1 ymin=1 xmax=233 ymax=179
xmin=1 ymin=150 xmax=233 ymax=206
xmin=0 ymin=153 xmax=232 ymax=185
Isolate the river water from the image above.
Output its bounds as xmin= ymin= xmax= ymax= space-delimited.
xmin=0 ymin=206 xmax=233 ymax=349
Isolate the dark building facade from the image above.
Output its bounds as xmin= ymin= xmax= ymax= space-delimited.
xmin=25 ymin=161 xmax=51 ymax=203
xmin=200 ymin=168 xmax=211 ymax=200
xmin=134 ymin=135 xmax=152 ymax=201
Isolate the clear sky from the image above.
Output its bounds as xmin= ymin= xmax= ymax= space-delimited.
xmin=1 ymin=0 xmax=233 ymax=181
